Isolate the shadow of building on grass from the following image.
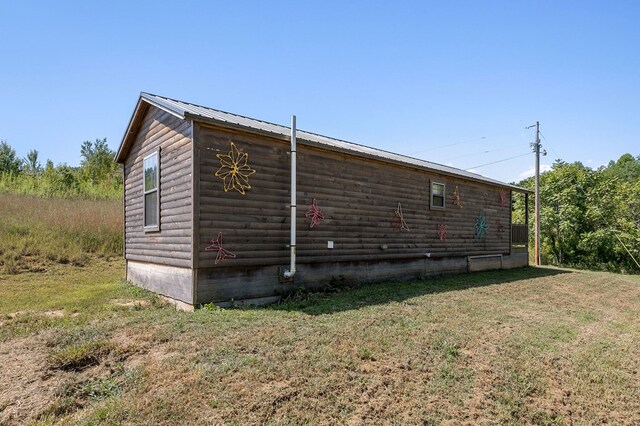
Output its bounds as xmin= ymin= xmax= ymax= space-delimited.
xmin=266 ymin=266 xmax=571 ymax=316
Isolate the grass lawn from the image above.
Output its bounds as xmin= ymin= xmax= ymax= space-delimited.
xmin=1 ymin=261 xmax=639 ymax=425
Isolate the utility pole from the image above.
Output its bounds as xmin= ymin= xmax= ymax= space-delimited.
xmin=527 ymin=121 xmax=544 ymax=266
xmin=534 ymin=121 xmax=541 ymax=266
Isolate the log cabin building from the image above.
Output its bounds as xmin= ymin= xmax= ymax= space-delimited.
xmin=115 ymin=93 xmax=531 ymax=309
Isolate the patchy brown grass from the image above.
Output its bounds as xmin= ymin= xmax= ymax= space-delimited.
xmin=0 ymin=192 xmax=122 ymax=273
xmin=1 ymin=262 xmax=639 ymax=425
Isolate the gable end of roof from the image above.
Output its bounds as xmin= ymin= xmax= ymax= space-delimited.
xmin=115 ymin=93 xmax=188 ymax=163
xmin=115 ymin=92 xmax=532 ymax=194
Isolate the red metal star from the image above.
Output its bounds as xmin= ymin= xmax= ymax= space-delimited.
xmin=305 ymin=198 xmax=324 ymax=228
xmin=438 ymin=224 xmax=447 ymax=241
xmin=205 ymin=232 xmax=236 ymax=264
xmin=499 ymin=189 xmax=508 ymax=207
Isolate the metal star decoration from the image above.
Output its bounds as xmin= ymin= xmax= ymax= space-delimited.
xmin=305 ymin=198 xmax=324 ymax=228
xmin=499 ymin=189 xmax=508 ymax=207
xmin=496 ymin=219 xmax=505 ymax=239
xmin=438 ymin=224 xmax=447 ymax=241
xmin=204 ymin=232 xmax=237 ymax=265
xmin=215 ymin=142 xmax=256 ymax=195
xmin=392 ymin=202 xmax=410 ymax=232
xmin=475 ymin=215 xmax=488 ymax=239
xmin=453 ymin=186 xmax=463 ymax=208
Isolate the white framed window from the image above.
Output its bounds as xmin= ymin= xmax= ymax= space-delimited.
xmin=431 ymin=181 xmax=445 ymax=209
xmin=143 ymin=150 xmax=160 ymax=232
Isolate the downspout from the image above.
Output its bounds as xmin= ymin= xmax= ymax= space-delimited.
xmin=284 ymin=115 xmax=297 ymax=278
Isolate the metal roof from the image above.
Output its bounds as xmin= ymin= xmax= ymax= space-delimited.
xmin=117 ymin=92 xmax=531 ymax=193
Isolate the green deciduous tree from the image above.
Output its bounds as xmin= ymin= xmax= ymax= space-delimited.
xmin=80 ymin=138 xmax=118 ymax=186
xmin=602 ymin=153 xmax=640 ymax=182
xmin=23 ymin=149 xmax=41 ymax=175
xmin=0 ymin=141 xmax=22 ymax=175
xmin=43 ymin=163 xmax=81 ymax=195
xmin=540 ymin=160 xmax=591 ymax=265
xmin=517 ymin=153 xmax=640 ymax=273
xmin=0 ymin=140 xmax=121 ymax=199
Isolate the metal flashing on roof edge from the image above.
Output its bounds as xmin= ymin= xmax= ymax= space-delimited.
xmin=116 ymin=92 xmax=531 ymax=193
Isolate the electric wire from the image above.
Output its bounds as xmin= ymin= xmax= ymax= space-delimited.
xmin=597 ymin=210 xmax=640 ymax=269
xmin=444 ymin=148 xmax=499 ymax=162
xmin=539 ymin=131 xmax=562 ymax=161
xmin=408 ymin=136 xmax=487 ymax=155
xmin=538 ymin=129 xmax=637 ymax=268
xmin=465 ymin=152 xmax=532 ymax=170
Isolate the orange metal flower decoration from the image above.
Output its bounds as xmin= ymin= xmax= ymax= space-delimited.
xmin=392 ymin=202 xmax=410 ymax=232
xmin=215 ymin=142 xmax=256 ymax=195
xmin=453 ymin=186 xmax=462 ymax=208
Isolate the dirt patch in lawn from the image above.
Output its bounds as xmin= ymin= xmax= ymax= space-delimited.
xmin=0 ymin=336 xmax=66 ymax=423
xmin=0 ymin=329 xmax=157 ymax=424
xmin=112 ymin=300 xmax=151 ymax=309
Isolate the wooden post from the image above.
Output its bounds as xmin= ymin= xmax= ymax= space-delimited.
xmin=525 ymin=192 xmax=529 ymax=245
xmin=524 ymin=192 xmax=529 ymax=227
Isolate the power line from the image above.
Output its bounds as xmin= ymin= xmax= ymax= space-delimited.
xmin=409 ymin=136 xmax=487 ymax=155
xmin=539 ymin=131 xmax=562 ymax=160
xmin=444 ymin=148 xmax=499 ymax=162
xmin=465 ymin=152 xmax=532 ymax=170
xmin=596 ymin=210 xmax=640 ymax=269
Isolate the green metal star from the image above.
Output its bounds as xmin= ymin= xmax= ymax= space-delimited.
xmin=475 ymin=215 xmax=488 ymax=239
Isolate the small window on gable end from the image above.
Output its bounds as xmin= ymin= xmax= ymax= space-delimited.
xmin=143 ymin=151 xmax=160 ymax=232
xmin=431 ymin=182 xmax=445 ymax=209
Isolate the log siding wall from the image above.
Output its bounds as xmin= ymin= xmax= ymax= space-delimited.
xmin=124 ymin=106 xmax=193 ymax=268
xmin=196 ymin=125 xmax=511 ymax=277
xmin=119 ymin=101 xmax=526 ymax=306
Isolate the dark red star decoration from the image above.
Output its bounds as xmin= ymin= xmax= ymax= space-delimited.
xmin=496 ymin=219 xmax=505 ymax=239
xmin=305 ymin=198 xmax=324 ymax=228
xmin=438 ymin=224 xmax=447 ymax=241
xmin=205 ymin=232 xmax=236 ymax=264
xmin=499 ymin=189 xmax=508 ymax=207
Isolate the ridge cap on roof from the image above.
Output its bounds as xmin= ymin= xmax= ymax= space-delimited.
xmin=142 ymin=92 xmax=293 ymax=131
xmin=140 ymin=94 xmax=492 ymax=174
xmin=131 ymin=93 xmax=531 ymax=193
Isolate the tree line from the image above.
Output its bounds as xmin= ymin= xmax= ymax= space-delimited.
xmin=0 ymin=138 xmax=121 ymax=199
xmin=514 ymin=153 xmax=640 ymax=273
xmin=1 ymin=137 xmax=638 ymax=273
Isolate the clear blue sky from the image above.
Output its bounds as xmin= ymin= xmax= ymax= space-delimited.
xmin=1 ymin=1 xmax=638 ymax=183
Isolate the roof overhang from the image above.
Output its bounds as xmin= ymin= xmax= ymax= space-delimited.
xmin=115 ymin=93 xmax=186 ymax=164
xmin=115 ymin=92 xmax=533 ymax=194
xmin=187 ymin=113 xmax=533 ymax=194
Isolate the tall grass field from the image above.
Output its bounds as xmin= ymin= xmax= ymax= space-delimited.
xmin=2 ymin=191 xmax=640 ymax=424
xmin=0 ymin=192 xmax=122 ymax=273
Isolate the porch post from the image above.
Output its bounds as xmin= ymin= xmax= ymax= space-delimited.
xmin=524 ymin=193 xmax=529 ymax=245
